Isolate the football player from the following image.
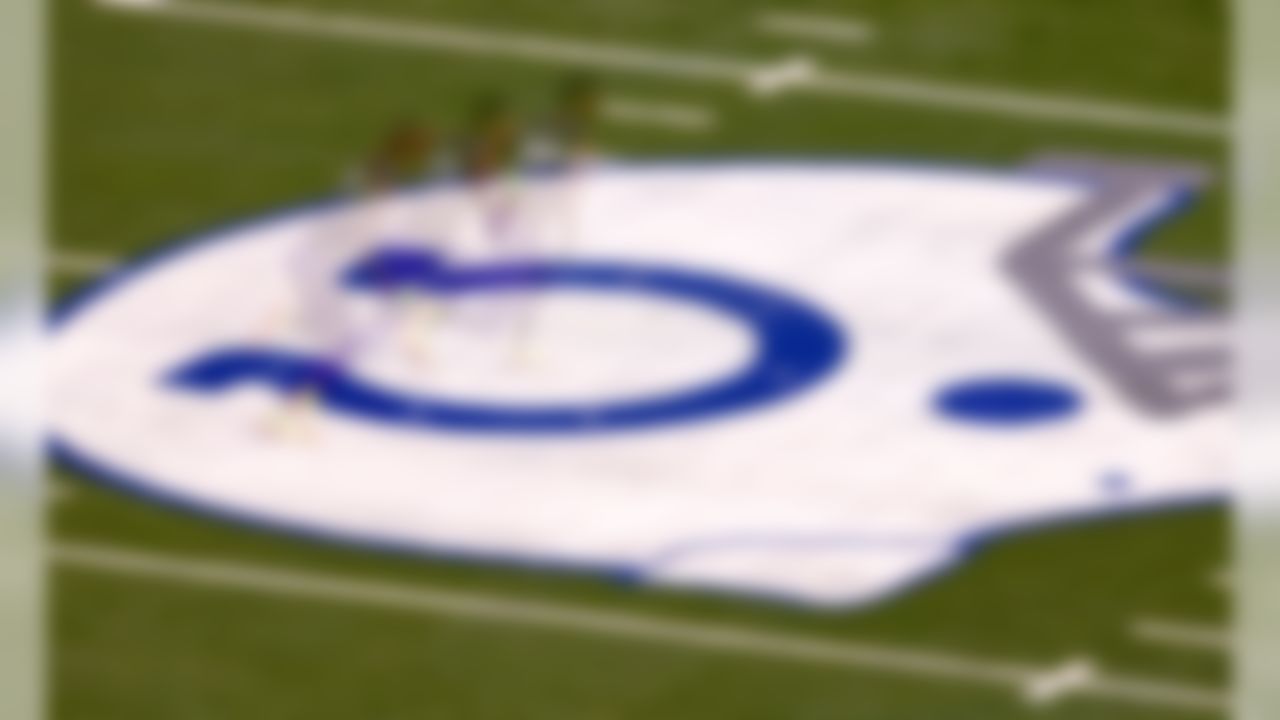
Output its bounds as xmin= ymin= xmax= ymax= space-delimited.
xmin=266 ymin=121 xmax=438 ymax=439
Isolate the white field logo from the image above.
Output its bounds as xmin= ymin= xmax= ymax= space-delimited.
xmin=51 ymin=162 xmax=1227 ymax=606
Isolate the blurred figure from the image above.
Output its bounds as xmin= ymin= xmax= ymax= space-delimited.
xmin=450 ymin=94 xmax=548 ymax=364
xmin=537 ymin=72 xmax=602 ymax=170
xmin=458 ymin=94 xmax=526 ymax=256
xmin=267 ymin=120 xmax=438 ymax=440
xmin=528 ymin=72 xmax=602 ymax=254
xmin=455 ymin=78 xmax=602 ymax=261
xmin=499 ymin=75 xmax=604 ymax=364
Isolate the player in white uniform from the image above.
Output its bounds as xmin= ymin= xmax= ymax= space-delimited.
xmin=497 ymin=76 xmax=603 ymax=363
xmin=526 ymin=73 xmax=602 ymax=256
xmin=456 ymin=95 xmax=527 ymax=258
xmin=266 ymin=122 xmax=438 ymax=439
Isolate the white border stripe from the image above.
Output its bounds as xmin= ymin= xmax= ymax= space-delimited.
xmin=1132 ymin=617 xmax=1230 ymax=652
xmin=55 ymin=541 xmax=1227 ymax=713
xmin=756 ymin=11 xmax=877 ymax=46
xmin=93 ymin=0 xmax=1227 ymax=139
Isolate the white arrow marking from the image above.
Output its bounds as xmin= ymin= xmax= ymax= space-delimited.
xmin=1023 ymin=656 xmax=1098 ymax=706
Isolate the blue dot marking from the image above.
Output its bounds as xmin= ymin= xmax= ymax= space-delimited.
xmin=935 ymin=377 xmax=1082 ymax=427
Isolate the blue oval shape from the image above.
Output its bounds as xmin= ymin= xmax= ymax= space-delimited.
xmin=166 ymin=247 xmax=849 ymax=435
xmin=935 ymin=377 xmax=1081 ymax=426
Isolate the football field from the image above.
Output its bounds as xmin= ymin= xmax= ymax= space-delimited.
xmin=51 ymin=0 xmax=1229 ymax=717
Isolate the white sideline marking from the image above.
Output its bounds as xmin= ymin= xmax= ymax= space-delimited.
xmin=756 ymin=11 xmax=877 ymax=47
xmin=745 ymin=54 xmax=818 ymax=99
xmin=92 ymin=0 xmax=1227 ymax=138
xmin=54 ymin=541 xmax=1227 ymax=713
xmin=1024 ymin=657 xmax=1096 ymax=706
xmin=54 ymin=251 xmax=119 ymax=276
xmin=602 ymin=98 xmax=716 ymax=132
xmin=1132 ymin=617 xmax=1230 ymax=653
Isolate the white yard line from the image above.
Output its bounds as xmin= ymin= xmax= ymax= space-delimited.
xmin=745 ymin=54 xmax=818 ymax=99
xmin=1132 ymin=617 xmax=1230 ymax=653
xmin=756 ymin=11 xmax=877 ymax=47
xmin=53 ymin=251 xmax=119 ymax=277
xmin=1023 ymin=657 xmax=1096 ymax=707
xmin=92 ymin=0 xmax=1227 ymax=139
xmin=804 ymin=72 xmax=1222 ymax=138
xmin=602 ymin=97 xmax=716 ymax=133
xmin=54 ymin=540 xmax=1227 ymax=713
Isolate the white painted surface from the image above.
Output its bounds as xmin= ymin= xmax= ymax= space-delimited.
xmin=50 ymin=163 xmax=1228 ymax=606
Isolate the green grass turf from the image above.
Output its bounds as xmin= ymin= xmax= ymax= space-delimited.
xmin=51 ymin=0 xmax=1229 ymax=716
xmin=239 ymin=0 xmax=1227 ymax=110
xmin=55 ymin=551 xmax=1221 ymax=720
